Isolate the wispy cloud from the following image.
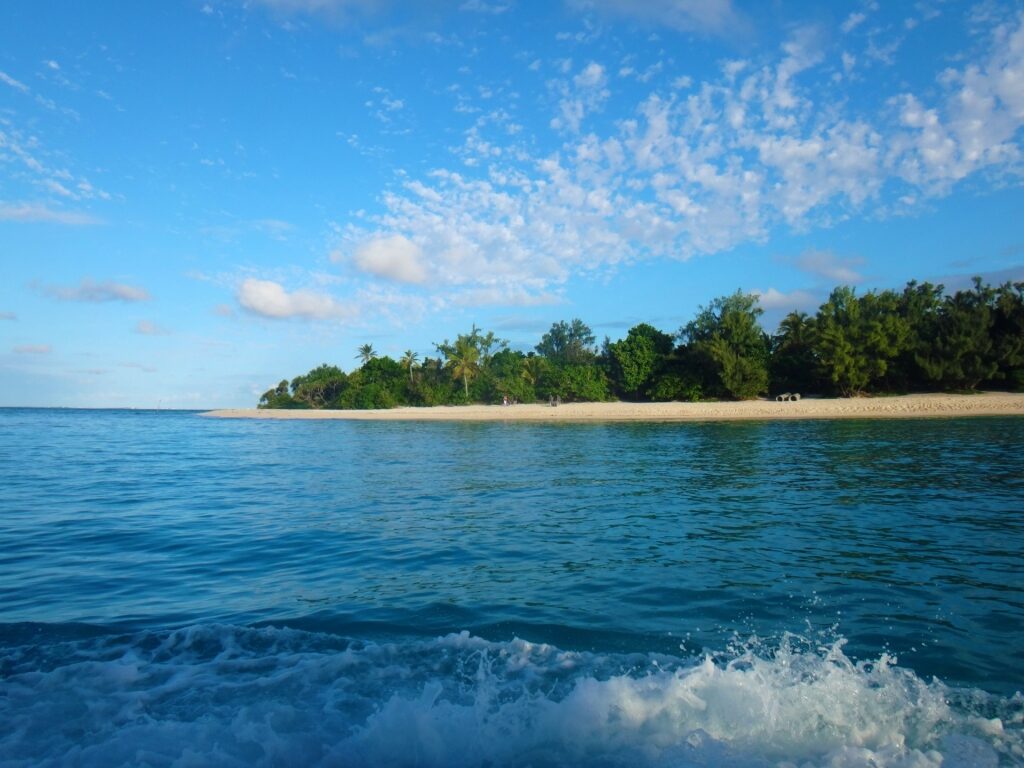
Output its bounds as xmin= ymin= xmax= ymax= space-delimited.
xmin=0 ymin=70 xmax=29 ymax=93
xmin=841 ymin=12 xmax=867 ymax=34
xmin=119 ymin=362 xmax=158 ymax=373
xmin=550 ymin=61 xmax=609 ymax=133
xmin=0 ymin=312 xmax=16 ymax=321
xmin=252 ymin=218 xmax=294 ymax=240
xmin=13 ymin=344 xmax=51 ymax=355
xmin=332 ymin=11 xmax=1024 ymax=315
xmin=0 ymin=203 xmax=101 ymax=225
xmin=932 ymin=265 xmax=1024 ymax=292
xmin=40 ymin=278 xmax=152 ymax=303
xmin=459 ymin=0 xmax=509 ymax=14
xmin=249 ymin=0 xmax=386 ymax=23
xmin=199 ymin=218 xmax=294 ymax=242
xmin=0 ymin=121 xmax=110 ymax=204
xmin=565 ymin=0 xmax=749 ymax=39
xmin=135 ymin=320 xmax=171 ymax=336
xmin=793 ymin=250 xmax=865 ymax=284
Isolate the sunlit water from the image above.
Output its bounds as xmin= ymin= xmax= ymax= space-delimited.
xmin=1 ymin=408 xmax=1022 ymax=766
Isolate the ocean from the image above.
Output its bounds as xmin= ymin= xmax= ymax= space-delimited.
xmin=1 ymin=408 xmax=1022 ymax=767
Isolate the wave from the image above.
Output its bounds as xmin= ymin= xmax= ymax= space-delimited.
xmin=1 ymin=624 xmax=1021 ymax=767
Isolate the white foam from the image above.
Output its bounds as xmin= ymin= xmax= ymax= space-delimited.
xmin=0 ymin=626 xmax=1020 ymax=767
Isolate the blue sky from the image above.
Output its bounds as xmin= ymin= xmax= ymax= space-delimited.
xmin=2 ymin=0 xmax=1023 ymax=408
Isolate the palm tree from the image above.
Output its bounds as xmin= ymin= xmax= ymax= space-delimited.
xmin=449 ymin=337 xmax=480 ymax=399
xmin=356 ymin=343 xmax=377 ymax=366
xmin=400 ymin=349 xmax=419 ymax=383
xmin=521 ymin=355 xmax=545 ymax=388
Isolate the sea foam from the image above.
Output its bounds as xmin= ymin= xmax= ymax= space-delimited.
xmin=1 ymin=624 xmax=1020 ymax=767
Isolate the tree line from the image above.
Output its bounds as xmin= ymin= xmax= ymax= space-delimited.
xmin=258 ymin=278 xmax=1024 ymax=409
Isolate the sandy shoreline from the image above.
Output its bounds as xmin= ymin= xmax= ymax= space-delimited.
xmin=202 ymin=392 xmax=1024 ymax=422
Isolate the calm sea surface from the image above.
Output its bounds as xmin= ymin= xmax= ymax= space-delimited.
xmin=1 ymin=408 xmax=1022 ymax=767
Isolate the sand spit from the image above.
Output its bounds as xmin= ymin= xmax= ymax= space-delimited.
xmin=202 ymin=392 xmax=1024 ymax=423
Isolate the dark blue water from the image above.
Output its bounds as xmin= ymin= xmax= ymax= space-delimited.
xmin=1 ymin=409 xmax=1022 ymax=767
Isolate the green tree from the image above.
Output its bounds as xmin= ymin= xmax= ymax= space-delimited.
xmin=258 ymin=379 xmax=301 ymax=409
xmin=536 ymin=319 xmax=597 ymax=365
xmin=435 ymin=327 xmax=508 ymax=402
xmin=409 ymin=356 xmax=456 ymax=406
xmin=520 ymin=354 xmax=546 ymax=390
xmin=607 ymin=323 xmax=674 ymax=399
xmin=356 ymin=343 xmax=377 ymax=366
xmin=992 ymin=280 xmax=1024 ymax=389
xmin=814 ymin=287 xmax=908 ymax=396
xmin=468 ymin=324 xmax=505 ymax=366
xmin=770 ymin=311 xmax=821 ymax=395
xmin=891 ymin=281 xmax=946 ymax=391
xmin=915 ymin=279 xmax=996 ymax=390
xmin=447 ymin=336 xmax=481 ymax=399
xmin=485 ymin=348 xmax=535 ymax=403
xmin=680 ymin=291 xmax=769 ymax=399
xmin=290 ymin=364 xmax=349 ymax=408
xmin=400 ymin=349 xmax=420 ymax=384
xmin=539 ymin=363 xmax=610 ymax=402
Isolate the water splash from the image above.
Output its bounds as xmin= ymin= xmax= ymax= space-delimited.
xmin=2 ymin=625 xmax=1020 ymax=767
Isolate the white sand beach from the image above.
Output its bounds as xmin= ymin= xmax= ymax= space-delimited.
xmin=202 ymin=392 xmax=1024 ymax=422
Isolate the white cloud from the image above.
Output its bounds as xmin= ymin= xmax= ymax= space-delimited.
xmin=351 ymin=233 xmax=428 ymax=284
xmin=892 ymin=12 xmax=1024 ymax=193
xmin=323 ymin=11 xmax=1024 ymax=315
xmin=753 ymin=288 xmax=819 ymax=311
xmin=574 ymin=61 xmax=605 ymax=89
xmin=42 ymin=279 xmax=151 ymax=303
xmin=237 ymin=278 xmax=352 ymax=320
xmin=0 ymin=203 xmax=100 ymax=225
xmin=794 ymin=250 xmax=865 ymax=284
xmin=841 ymin=12 xmax=867 ymax=33
xmin=14 ymin=344 xmax=52 ymax=355
xmin=0 ymin=71 xmax=29 ymax=93
xmin=550 ymin=61 xmax=609 ymax=133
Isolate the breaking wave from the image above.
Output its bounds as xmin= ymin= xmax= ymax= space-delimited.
xmin=2 ymin=624 xmax=1021 ymax=767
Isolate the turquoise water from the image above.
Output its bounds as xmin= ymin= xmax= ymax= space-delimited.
xmin=1 ymin=408 xmax=1022 ymax=766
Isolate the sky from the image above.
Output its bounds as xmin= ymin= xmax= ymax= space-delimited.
xmin=1 ymin=0 xmax=1023 ymax=408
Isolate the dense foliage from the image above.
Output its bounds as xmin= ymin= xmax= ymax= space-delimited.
xmin=259 ymin=278 xmax=1024 ymax=408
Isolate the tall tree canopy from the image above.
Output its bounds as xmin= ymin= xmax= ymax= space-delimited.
xmin=607 ymin=323 xmax=674 ymax=399
xmin=680 ymin=291 xmax=769 ymax=400
xmin=536 ymin=319 xmax=597 ymax=365
xmin=814 ymin=287 xmax=908 ymax=396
